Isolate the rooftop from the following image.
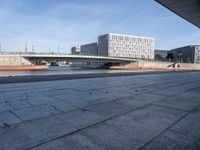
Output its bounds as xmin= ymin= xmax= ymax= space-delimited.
xmin=171 ymin=45 xmax=200 ymax=50
xmin=99 ymin=33 xmax=155 ymax=40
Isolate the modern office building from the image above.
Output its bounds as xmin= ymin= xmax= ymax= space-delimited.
xmin=80 ymin=42 xmax=98 ymax=56
xmin=154 ymin=50 xmax=168 ymax=61
xmin=169 ymin=45 xmax=200 ymax=63
xmin=98 ymin=33 xmax=155 ymax=60
xmin=71 ymin=46 xmax=80 ymax=55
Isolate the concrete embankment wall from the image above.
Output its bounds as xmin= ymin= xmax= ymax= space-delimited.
xmin=111 ymin=60 xmax=174 ymax=70
xmin=137 ymin=60 xmax=174 ymax=70
xmin=0 ymin=66 xmax=48 ymax=71
xmin=178 ymin=63 xmax=200 ymax=70
xmin=0 ymin=55 xmax=32 ymax=66
xmin=111 ymin=60 xmax=200 ymax=70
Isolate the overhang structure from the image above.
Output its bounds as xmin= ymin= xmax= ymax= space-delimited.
xmin=156 ymin=0 xmax=200 ymax=28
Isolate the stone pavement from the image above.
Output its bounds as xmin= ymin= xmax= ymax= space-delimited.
xmin=0 ymin=72 xmax=200 ymax=150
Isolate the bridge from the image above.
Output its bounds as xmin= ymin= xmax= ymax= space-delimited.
xmin=21 ymin=53 xmax=137 ymax=66
xmin=0 ymin=53 xmax=138 ymax=67
xmin=19 ymin=53 xmax=137 ymax=62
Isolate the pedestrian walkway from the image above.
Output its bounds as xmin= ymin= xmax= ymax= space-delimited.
xmin=0 ymin=72 xmax=200 ymax=150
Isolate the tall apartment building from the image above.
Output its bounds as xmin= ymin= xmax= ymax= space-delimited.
xmin=170 ymin=45 xmax=200 ymax=63
xmin=98 ymin=33 xmax=155 ymax=60
xmin=80 ymin=42 xmax=98 ymax=56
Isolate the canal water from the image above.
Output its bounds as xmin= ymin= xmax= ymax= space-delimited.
xmin=0 ymin=66 xmax=138 ymax=77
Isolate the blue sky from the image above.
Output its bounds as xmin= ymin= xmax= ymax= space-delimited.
xmin=0 ymin=0 xmax=199 ymax=53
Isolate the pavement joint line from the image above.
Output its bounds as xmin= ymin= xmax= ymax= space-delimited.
xmin=5 ymin=101 xmax=15 ymax=110
xmin=48 ymin=104 xmax=65 ymax=113
xmin=0 ymin=107 xmax=84 ymax=130
xmin=0 ymin=105 xmax=72 ymax=129
xmin=51 ymin=87 xmax=82 ymax=92
xmin=51 ymin=114 xmax=79 ymax=131
xmin=9 ymin=99 xmax=32 ymax=110
xmin=167 ymin=129 xmax=196 ymax=138
xmin=151 ymin=103 xmax=190 ymax=113
xmin=24 ymin=95 xmax=34 ymax=107
xmin=79 ymin=96 xmax=126 ymax=109
xmin=67 ymin=102 xmax=82 ymax=110
xmin=26 ymin=103 xmax=153 ymax=150
xmin=148 ymin=84 xmax=200 ymax=104
xmin=67 ymin=98 xmax=117 ymax=111
xmin=0 ymin=110 xmax=11 ymax=114
xmin=10 ymin=105 xmax=34 ymax=111
xmin=186 ymin=86 xmax=200 ymax=92
xmin=9 ymin=110 xmax=24 ymax=122
xmin=148 ymin=84 xmax=198 ymax=97
xmin=137 ymin=104 xmax=200 ymax=150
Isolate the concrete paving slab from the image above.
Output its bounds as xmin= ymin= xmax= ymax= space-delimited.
xmin=49 ymin=89 xmax=82 ymax=97
xmin=113 ymin=96 xmax=149 ymax=107
xmin=154 ymin=94 xmax=200 ymax=112
xmin=0 ymin=72 xmax=200 ymax=149
xmin=34 ymin=123 xmax=138 ymax=150
xmin=27 ymin=94 xmax=65 ymax=106
xmin=54 ymin=109 xmax=104 ymax=129
xmin=109 ymin=94 xmax=163 ymax=109
xmin=170 ymin=106 xmax=200 ymax=139
xmin=0 ymin=92 xmax=28 ymax=102
xmin=0 ymin=102 xmax=12 ymax=112
xmin=142 ymin=130 xmax=200 ymax=150
xmin=13 ymin=105 xmax=61 ymax=121
xmin=0 ymin=111 xmax=21 ymax=127
xmin=0 ymin=116 xmax=76 ymax=150
xmin=31 ymin=130 xmax=105 ymax=150
xmin=179 ymin=92 xmax=200 ymax=102
xmin=149 ymin=87 xmax=184 ymax=96
xmin=133 ymin=93 xmax=167 ymax=103
xmin=105 ymin=104 xmax=186 ymax=149
xmin=74 ymin=123 xmax=141 ymax=150
xmin=49 ymin=101 xmax=77 ymax=112
xmin=8 ymin=100 xmax=32 ymax=109
xmin=85 ymin=99 xmax=138 ymax=118
xmin=67 ymin=90 xmax=132 ymax=108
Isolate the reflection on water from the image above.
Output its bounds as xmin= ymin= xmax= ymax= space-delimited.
xmin=0 ymin=66 xmax=138 ymax=77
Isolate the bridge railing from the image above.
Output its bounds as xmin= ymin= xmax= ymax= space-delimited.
xmin=0 ymin=52 xmax=70 ymax=55
xmin=0 ymin=52 xmax=174 ymax=63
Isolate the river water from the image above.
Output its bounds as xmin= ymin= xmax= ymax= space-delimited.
xmin=0 ymin=66 xmax=139 ymax=77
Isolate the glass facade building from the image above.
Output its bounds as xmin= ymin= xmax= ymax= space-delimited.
xmin=170 ymin=45 xmax=200 ymax=64
xmin=80 ymin=43 xmax=98 ymax=56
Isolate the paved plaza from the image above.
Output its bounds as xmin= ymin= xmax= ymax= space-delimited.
xmin=0 ymin=72 xmax=200 ymax=150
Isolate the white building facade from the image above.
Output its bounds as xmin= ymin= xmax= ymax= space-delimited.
xmin=98 ymin=33 xmax=155 ymax=60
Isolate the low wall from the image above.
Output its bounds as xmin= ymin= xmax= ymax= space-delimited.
xmin=0 ymin=55 xmax=32 ymax=66
xmin=0 ymin=66 xmax=48 ymax=71
xmin=111 ymin=60 xmax=200 ymax=70
xmin=177 ymin=63 xmax=200 ymax=70
xmin=138 ymin=60 xmax=174 ymax=70
xmin=111 ymin=60 xmax=174 ymax=70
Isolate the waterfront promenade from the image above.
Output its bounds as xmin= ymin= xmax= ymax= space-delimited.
xmin=0 ymin=71 xmax=200 ymax=149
